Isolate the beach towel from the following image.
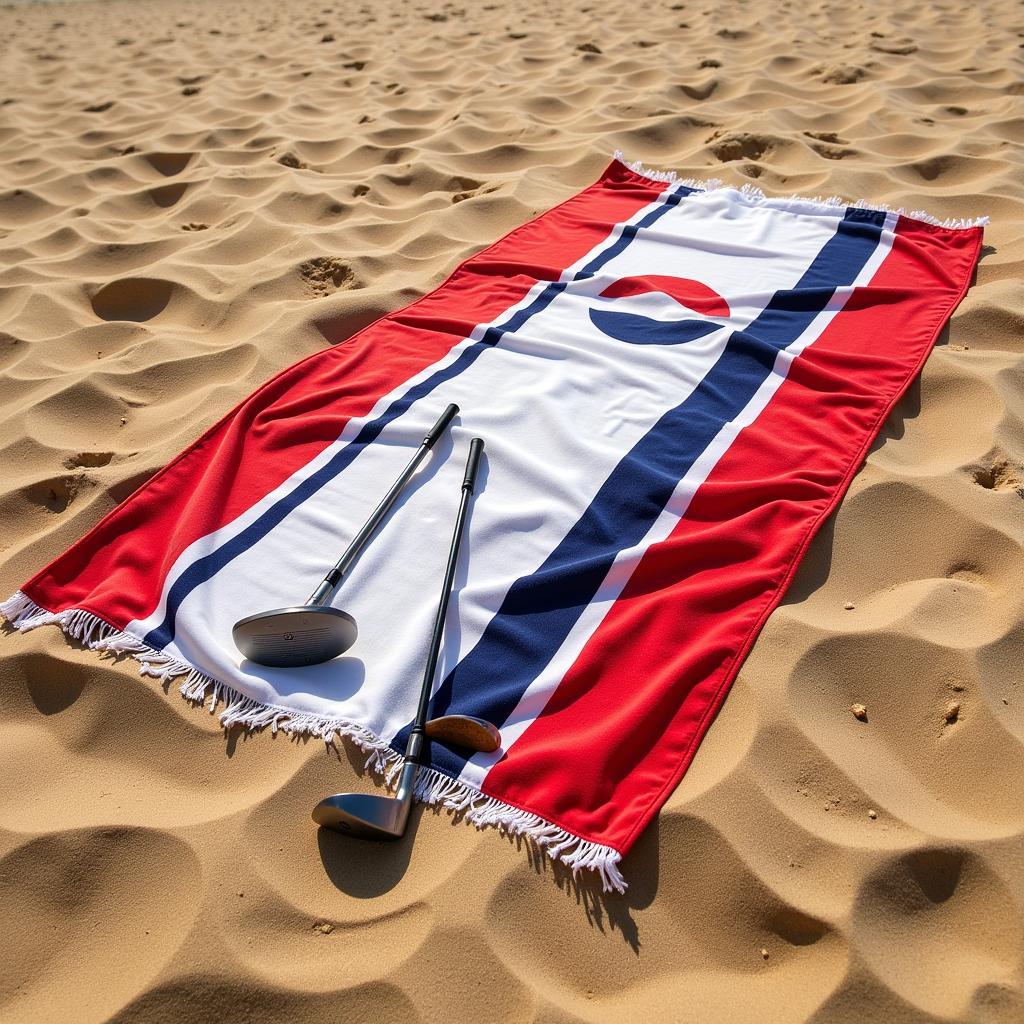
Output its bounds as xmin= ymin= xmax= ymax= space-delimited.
xmin=2 ymin=154 xmax=984 ymax=891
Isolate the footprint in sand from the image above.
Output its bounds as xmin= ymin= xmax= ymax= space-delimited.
xmin=972 ymin=455 xmax=1024 ymax=496
xmin=708 ymin=131 xmax=775 ymax=162
xmin=23 ymin=474 xmax=91 ymax=514
xmin=298 ymin=257 xmax=356 ymax=297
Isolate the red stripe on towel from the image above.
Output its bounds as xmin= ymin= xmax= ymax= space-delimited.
xmin=481 ymin=214 xmax=983 ymax=852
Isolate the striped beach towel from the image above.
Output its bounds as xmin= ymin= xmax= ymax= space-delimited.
xmin=2 ymin=155 xmax=984 ymax=891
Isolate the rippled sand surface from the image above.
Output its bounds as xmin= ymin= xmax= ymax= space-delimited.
xmin=1 ymin=0 xmax=1023 ymax=1020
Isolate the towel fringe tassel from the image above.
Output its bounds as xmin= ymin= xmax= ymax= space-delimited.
xmin=1 ymin=590 xmax=626 ymax=893
xmin=612 ymin=151 xmax=989 ymax=230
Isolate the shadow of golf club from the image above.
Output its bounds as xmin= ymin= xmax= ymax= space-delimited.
xmin=313 ymin=791 xmax=654 ymax=949
xmin=314 ymin=803 xmax=425 ymax=898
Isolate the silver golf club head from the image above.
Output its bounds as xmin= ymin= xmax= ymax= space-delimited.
xmin=311 ymin=719 xmax=499 ymax=843
xmin=232 ymin=605 xmax=357 ymax=667
xmin=311 ymin=433 xmax=486 ymax=848
xmin=312 ymin=761 xmax=418 ymax=839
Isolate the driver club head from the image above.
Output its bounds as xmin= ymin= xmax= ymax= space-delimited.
xmin=232 ymin=605 xmax=357 ymax=667
xmin=313 ymin=762 xmax=418 ymax=840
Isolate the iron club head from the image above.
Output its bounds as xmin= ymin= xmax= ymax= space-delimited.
xmin=312 ymin=762 xmax=418 ymax=839
xmin=232 ymin=605 xmax=357 ymax=667
xmin=311 ymin=718 xmax=500 ymax=841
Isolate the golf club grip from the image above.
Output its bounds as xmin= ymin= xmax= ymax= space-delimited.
xmin=424 ymin=403 xmax=459 ymax=449
xmin=462 ymin=437 xmax=485 ymax=491
xmin=307 ymin=403 xmax=461 ymax=604
xmin=409 ymin=441 xmax=482 ymax=758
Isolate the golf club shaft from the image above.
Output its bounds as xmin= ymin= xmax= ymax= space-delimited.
xmin=406 ymin=436 xmax=484 ymax=765
xmin=307 ymin=403 xmax=459 ymax=606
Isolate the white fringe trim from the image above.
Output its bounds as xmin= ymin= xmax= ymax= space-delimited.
xmin=1 ymin=590 xmax=626 ymax=893
xmin=613 ymin=151 xmax=989 ymax=230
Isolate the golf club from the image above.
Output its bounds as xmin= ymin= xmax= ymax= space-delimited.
xmin=312 ymin=436 xmax=501 ymax=839
xmin=425 ymin=714 xmax=500 ymax=753
xmin=232 ymin=403 xmax=459 ymax=667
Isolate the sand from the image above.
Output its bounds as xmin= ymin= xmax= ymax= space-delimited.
xmin=1 ymin=0 xmax=1023 ymax=1020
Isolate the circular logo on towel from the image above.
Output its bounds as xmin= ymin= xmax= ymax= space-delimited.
xmin=589 ymin=274 xmax=730 ymax=346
